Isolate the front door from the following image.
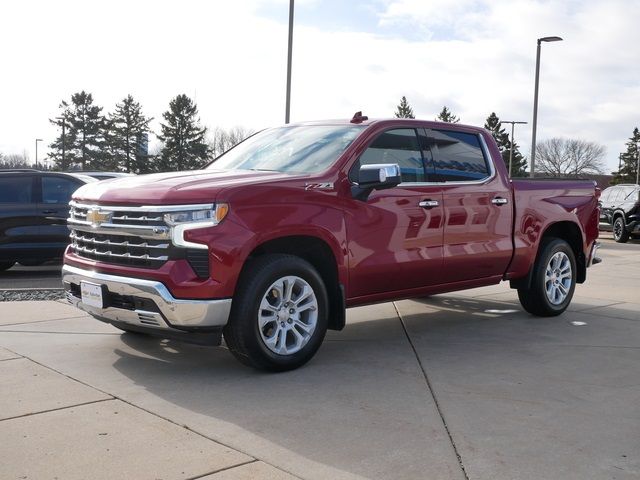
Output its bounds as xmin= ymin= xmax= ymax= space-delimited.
xmin=346 ymin=128 xmax=444 ymax=298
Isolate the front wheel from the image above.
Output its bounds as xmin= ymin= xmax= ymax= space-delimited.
xmin=518 ymin=238 xmax=576 ymax=317
xmin=613 ymin=216 xmax=630 ymax=243
xmin=224 ymin=254 xmax=329 ymax=372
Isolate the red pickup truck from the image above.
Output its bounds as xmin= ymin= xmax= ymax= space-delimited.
xmin=62 ymin=115 xmax=600 ymax=371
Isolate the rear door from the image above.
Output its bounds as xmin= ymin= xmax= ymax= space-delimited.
xmin=346 ymin=128 xmax=444 ymax=297
xmin=0 ymin=174 xmax=38 ymax=260
xmin=427 ymin=128 xmax=513 ymax=283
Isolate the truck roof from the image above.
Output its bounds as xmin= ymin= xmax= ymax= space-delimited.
xmin=290 ymin=117 xmax=485 ymax=133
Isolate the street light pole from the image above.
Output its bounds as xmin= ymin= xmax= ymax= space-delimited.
xmin=35 ymin=138 xmax=43 ymax=169
xmin=285 ymin=0 xmax=294 ymax=124
xmin=530 ymin=36 xmax=563 ymax=178
xmin=502 ymin=120 xmax=527 ymax=178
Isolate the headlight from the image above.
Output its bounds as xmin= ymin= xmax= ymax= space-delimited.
xmin=166 ymin=203 xmax=229 ymax=250
xmin=164 ymin=204 xmax=229 ymax=226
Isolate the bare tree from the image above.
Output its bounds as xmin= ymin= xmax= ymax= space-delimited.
xmin=0 ymin=153 xmax=30 ymax=169
xmin=535 ymin=138 xmax=606 ymax=177
xmin=208 ymin=126 xmax=254 ymax=159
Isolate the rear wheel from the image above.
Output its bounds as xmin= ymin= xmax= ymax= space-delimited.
xmin=224 ymin=254 xmax=328 ymax=372
xmin=0 ymin=261 xmax=15 ymax=272
xmin=518 ymin=238 xmax=576 ymax=317
xmin=613 ymin=216 xmax=629 ymax=243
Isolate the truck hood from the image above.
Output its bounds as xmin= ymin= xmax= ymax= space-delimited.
xmin=72 ymin=169 xmax=298 ymax=205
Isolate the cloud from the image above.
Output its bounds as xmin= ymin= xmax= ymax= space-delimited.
xmin=0 ymin=0 xmax=637 ymax=172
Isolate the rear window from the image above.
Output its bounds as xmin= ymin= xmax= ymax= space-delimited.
xmin=0 ymin=176 xmax=33 ymax=203
xmin=430 ymin=130 xmax=489 ymax=182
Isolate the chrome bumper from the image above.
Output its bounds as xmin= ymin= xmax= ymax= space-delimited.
xmin=62 ymin=264 xmax=232 ymax=331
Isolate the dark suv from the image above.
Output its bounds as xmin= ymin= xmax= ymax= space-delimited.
xmin=0 ymin=170 xmax=95 ymax=270
xmin=599 ymin=184 xmax=640 ymax=242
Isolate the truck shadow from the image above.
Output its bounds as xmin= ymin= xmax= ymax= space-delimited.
xmin=106 ymin=293 xmax=638 ymax=479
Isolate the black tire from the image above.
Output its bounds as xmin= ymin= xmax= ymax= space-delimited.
xmin=0 ymin=261 xmax=15 ymax=272
xmin=224 ymin=254 xmax=329 ymax=372
xmin=517 ymin=238 xmax=577 ymax=317
xmin=613 ymin=216 xmax=630 ymax=243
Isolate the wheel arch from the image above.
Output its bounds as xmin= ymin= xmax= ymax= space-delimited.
xmin=241 ymin=235 xmax=346 ymax=331
xmin=511 ymin=220 xmax=586 ymax=290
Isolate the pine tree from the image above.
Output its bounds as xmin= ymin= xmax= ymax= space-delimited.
xmin=484 ymin=112 xmax=527 ymax=177
xmin=436 ymin=106 xmax=460 ymax=123
xmin=394 ymin=96 xmax=415 ymax=118
xmin=49 ymin=91 xmax=106 ymax=170
xmin=107 ymin=95 xmax=153 ymax=173
xmin=48 ymin=103 xmax=75 ymax=171
xmin=612 ymin=127 xmax=640 ymax=184
xmin=157 ymin=94 xmax=210 ymax=172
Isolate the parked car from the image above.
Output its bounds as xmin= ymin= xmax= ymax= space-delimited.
xmin=598 ymin=184 xmax=640 ymax=242
xmin=0 ymin=170 xmax=96 ymax=270
xmin=62 ymin=115 xmax=601 ymax=371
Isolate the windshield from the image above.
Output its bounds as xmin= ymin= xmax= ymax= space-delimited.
xmin=209 ymin=125 xmax=364 ymax=174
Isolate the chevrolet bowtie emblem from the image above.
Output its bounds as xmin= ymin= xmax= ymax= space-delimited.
xmin=86 ymin=208 xmax=111 ymax=227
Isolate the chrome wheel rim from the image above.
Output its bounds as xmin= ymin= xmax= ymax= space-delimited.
xmin=544 ymin=252 xmax=572 ymax=305
xmin=614 ymin=219 xmax=623 ymax=239
xmin=258 ymin=275 xmax=318 ymax=356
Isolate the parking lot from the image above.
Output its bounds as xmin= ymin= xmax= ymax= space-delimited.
xmin=0 ymin=232 xmax=638 ymax=480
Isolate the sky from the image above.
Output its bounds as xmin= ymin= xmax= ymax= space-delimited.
xmin=1 ymin=0 xmax=638 ymax=172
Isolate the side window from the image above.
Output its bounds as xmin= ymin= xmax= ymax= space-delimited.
xmin=430 ymin=130 xmax=489 ymax=182
xmin=354 ymin=129 xmax=426 ymax=183
xmin=610 ymin=187 xmax=624 ymax=203
xmin=42 ymin=176 xmax=80 ymax=204
xmin=600 ymin=187 xmax=613 ymax=203
xmin=0 ymin=176 xmax=33 ymax=204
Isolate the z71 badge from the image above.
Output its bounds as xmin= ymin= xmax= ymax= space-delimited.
xmin=305 ymin=182 xmax=334 ymax=191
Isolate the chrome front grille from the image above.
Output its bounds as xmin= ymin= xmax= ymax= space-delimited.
xmin=69 ymin=231 xmax=169 ymax=267
xmin=67 ymin=202 xmax=211 ymax=276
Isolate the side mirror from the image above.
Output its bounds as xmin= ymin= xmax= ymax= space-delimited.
xmin=352 ymin=163 xmax=401 ymax=201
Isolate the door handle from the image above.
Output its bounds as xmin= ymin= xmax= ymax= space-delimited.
xmin=491 ymin=197 xmax=508 ymax=206
xmin=42 ymin=209 xmax=58 ymax=214
xmin=419 ymin=200 xmax=440 ymax=209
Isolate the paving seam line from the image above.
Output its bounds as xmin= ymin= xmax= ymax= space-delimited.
xmin=10 ymin=350 xmax=304 ymax=480
xmin=393 ymin=302 xmax=471 ymax=480
xmin=0 ymin=329 xmax=121 ymax=336
xmin=0 ymin=314 xmax=91 ymax=327
xmin=0 ymin=398 xmax=114 ymax=422
xmin=0 ymin=356 xmax=23 ymax=362
xmin=184 ymin=459 xmax=259 ymax=480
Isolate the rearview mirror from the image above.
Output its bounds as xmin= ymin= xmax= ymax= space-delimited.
xmin=352 ymin=163 xmax=401 ymax=201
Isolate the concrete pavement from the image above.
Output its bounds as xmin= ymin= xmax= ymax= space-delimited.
xmin=1 ymin=234 xmax=639 ymax=479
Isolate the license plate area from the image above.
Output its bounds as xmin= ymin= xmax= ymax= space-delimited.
xmin=80 ymin=281 xmax=106 ymax=308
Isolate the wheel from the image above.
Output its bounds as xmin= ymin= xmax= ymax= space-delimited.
xmin=0 ymin=261 xmax=15 ymax=272
xmin=517 ymin=238 xmax=576 ymax=317
xmin=224 ymin=254 xmax=329 ymax=372
xmin=613 ymin=216 xmax=630 ymax=243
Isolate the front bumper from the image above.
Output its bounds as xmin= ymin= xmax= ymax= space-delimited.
xmin=62 ymin=264 xmax=232 ymax=339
